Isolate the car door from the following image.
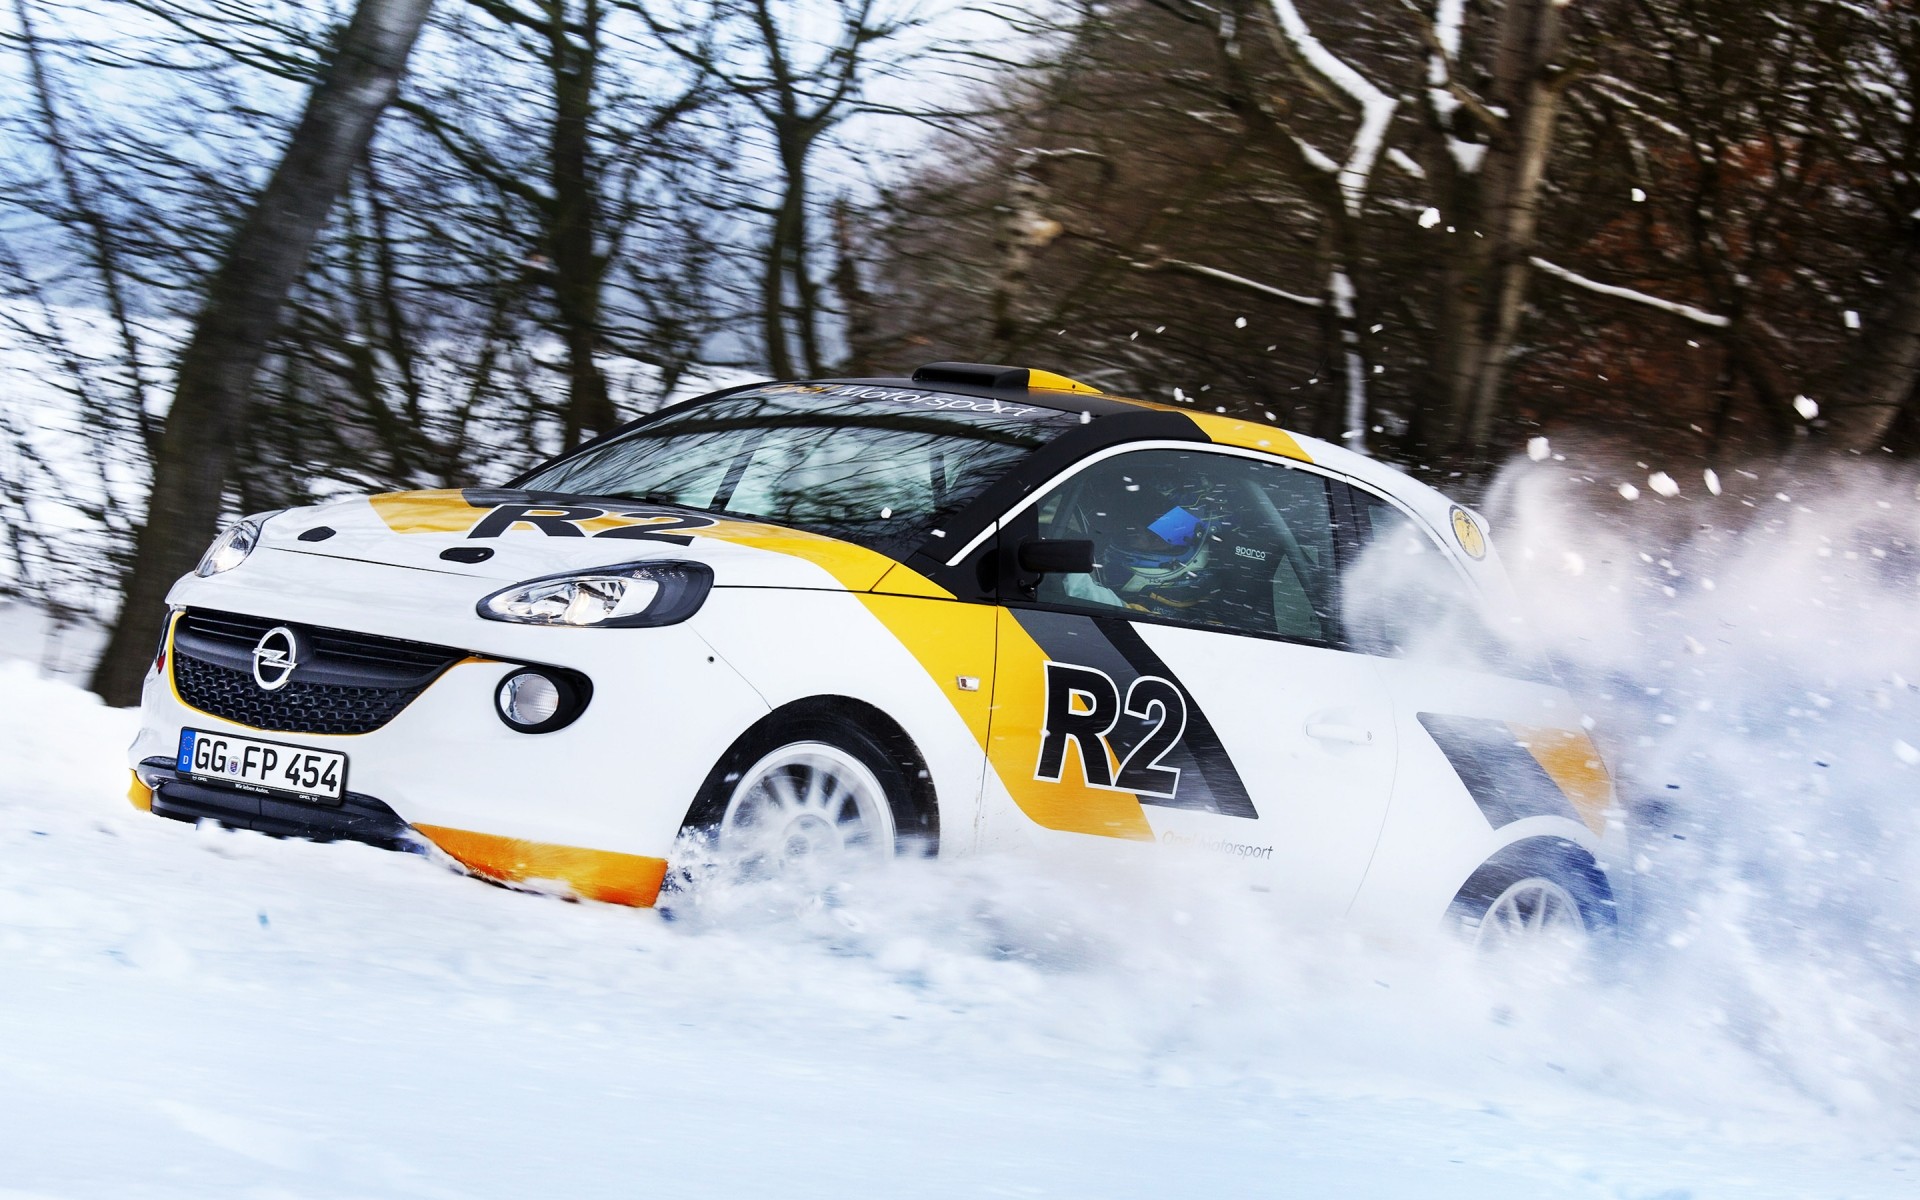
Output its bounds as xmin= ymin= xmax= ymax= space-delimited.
xmin=982 ymin=445 xmax=1401 ymax=916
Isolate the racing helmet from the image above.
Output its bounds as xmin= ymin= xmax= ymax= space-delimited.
xmin=1084 ymin=472 xmax=1222 ymax=607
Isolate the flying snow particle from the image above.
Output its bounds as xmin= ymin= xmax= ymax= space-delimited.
xmin=879 ymin=507 xmax=892 ymax=519
xmin=1704 ymin=468 xmax=1723 ymax=496
xmin=1173 ymin=386 xmax=1186 ymax=402
xmin=1234 ymin=316 xmax=1247 ymax=329
xmin=1560 ymin=551 xmax=1586 ymax=576
xmin=1631 ymin=187 xmax=1647 ymax=202
xmin=1648 ymin=471 xmax=1680 ymax=497
xmin=1794 ymin=394 xmax=1820 ymax=420
xmin=1617 ymin=482 xmax=1641 ymax=500
xmin=1844 ymin=310 xmax=1861 ymax=330
xmin=1527 ymin=436 xmax=1550 ymax=461
xmin=1895 ymin=740 xmax=1920 ymax=766
xmin=1418 ymin=207 xmax=1441 ymax=228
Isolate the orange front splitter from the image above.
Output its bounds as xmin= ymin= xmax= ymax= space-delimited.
xmin=413 ymin=824 xmax=669 ymax=907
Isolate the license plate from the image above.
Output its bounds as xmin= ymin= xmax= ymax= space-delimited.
xmin=177 ymin=729 xmax=348 ymax=803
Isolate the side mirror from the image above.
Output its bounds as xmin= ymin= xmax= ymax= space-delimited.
xmin=1017 ymin=538 xmax=1094 ymax=574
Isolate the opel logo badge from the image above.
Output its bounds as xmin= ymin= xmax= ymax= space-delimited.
xmin=251 ymin=626 xmax=302 ymax=691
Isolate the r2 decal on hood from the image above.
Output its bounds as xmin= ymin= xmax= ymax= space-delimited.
xmin=1036 ymin=662 xmax=1188 ymax=799
xmin=466 ymin=503 xmax=715 ymax=544
xmin=370 ymin=488 xmax=718 ymax=545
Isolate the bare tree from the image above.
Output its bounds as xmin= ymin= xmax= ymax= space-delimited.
xmin=628 ymin=0 xmax=924 ymax=378
xmin=92 ymin=0 xmax=435 ymax=705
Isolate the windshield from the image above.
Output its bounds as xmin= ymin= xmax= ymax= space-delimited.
xmin=516 ymin=384 xmax=1080 ymax=550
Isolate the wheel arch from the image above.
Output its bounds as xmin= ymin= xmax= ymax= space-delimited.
xmin=1449 ymin=834 xmax=1617 ymax=932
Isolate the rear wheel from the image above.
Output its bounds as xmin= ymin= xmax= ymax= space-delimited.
xmin=1464 ymin=876 xmax=1589 ymax=953
xmin=1449 ymin=838 xmax=1614 ymax=956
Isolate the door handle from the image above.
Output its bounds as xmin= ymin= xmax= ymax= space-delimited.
xmin=1305 ymin=722 xmax=1373 ymax=745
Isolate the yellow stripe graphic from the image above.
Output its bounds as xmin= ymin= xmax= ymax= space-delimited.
xmin=1509 ymin=724 xmax=1612 ymax=835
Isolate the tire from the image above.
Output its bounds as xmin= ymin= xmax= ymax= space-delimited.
xmin=1448 ymin=837 xmax=1615 ymax=954
xmin=675 ymin=709 xmax=929 ymax=886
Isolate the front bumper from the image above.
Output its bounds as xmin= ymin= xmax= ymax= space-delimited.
xmin=134 ymin=757 xmax=419 ymax=850
xmin=129 ymin=550 xmax=773 ymax=905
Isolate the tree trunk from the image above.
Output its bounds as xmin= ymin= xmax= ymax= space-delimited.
xmin=547 ymin=0 xmax=615 ymax=451
xmin=90 ymin=0 xmax=435 ymax=706
xmin=1825 ymin=220 xmax=1920 ymax=451
xmin=1456 ymin=0 xmax=1573 ymax=466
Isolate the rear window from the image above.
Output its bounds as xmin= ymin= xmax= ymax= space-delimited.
xmin=516 ymin=385 xmax=1079 ymax=550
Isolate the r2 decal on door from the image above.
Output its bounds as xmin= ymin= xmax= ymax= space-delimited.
xmin=1035 ymin=661 xmax=1189 ymax=799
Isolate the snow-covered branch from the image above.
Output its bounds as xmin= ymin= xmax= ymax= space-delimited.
xmin=1266 ymin=0 xmax=1397 ymax=214
xmin=1131 ymin=257 xmax=1324 ymax=310
xmin=1529 ymin=257 xmax=1731 ymax=328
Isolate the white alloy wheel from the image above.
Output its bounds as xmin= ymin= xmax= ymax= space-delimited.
xmin=718 ymin=740 xmax=897 ymax=879
xmin=1469 ymin=876 xmax=1590 ymax=954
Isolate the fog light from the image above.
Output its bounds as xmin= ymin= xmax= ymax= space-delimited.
xmin=495 ymin=668 xmax=591 ymax=733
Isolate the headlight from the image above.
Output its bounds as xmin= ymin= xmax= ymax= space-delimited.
xmin=194 ymin=514 xmax=276 ymax=577
xmin=476 ymin=561 xmax=714 ymax=628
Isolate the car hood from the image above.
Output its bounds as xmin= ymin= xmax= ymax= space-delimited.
xmin=256 ymin=489 xmax=909 ymax=593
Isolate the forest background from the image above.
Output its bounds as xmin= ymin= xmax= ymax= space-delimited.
xmin=3 ymin=0 xmax=1916 ymax=700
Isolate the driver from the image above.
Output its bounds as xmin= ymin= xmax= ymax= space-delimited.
xmin=1052 ymin=468 xmax=1225 ymax=619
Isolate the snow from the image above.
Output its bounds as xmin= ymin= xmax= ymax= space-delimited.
xmin=1528 ymin=436 xmax=1551 ymax=461
xmin=4 ymin=607 xmax=1920 ymax=1196
xmin=1795 ymin=394 xmax=1821 ymax=420
xmin=1419 ymin=206 xmax=1442 ymax=228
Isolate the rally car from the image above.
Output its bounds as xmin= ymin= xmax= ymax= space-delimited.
xmin=127 ymin=362 xmax=1624 ymax=947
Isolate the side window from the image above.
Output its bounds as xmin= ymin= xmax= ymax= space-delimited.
xmin=1028 ymin=449 xmax=1338 ymax=642
xmin=1341 ymin=492 xmax=1500 ymax=663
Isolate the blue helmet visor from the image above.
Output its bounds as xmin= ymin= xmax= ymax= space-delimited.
xmin=1146 ymin=504 xmax=1203 ymax=548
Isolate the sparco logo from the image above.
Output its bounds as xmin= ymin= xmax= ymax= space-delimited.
xmin=251 ymin=626 xmax=302 ymax=691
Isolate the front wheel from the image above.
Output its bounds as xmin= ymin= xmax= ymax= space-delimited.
xmin=719 ymin=739 xmax=897 ymax=877
xmin=676 ymin=711 xmax=926 ymax=892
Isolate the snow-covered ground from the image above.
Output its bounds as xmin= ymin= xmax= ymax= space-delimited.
xmin=4 ymin=461 xmax=1918 ymax=1198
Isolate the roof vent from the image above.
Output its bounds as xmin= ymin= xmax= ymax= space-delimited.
xmin=910 ymin=362 xmax=1101 ymax=394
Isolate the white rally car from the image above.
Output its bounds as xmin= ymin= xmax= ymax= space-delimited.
xmin=128 ymin=363 xmax=1624 ymax=945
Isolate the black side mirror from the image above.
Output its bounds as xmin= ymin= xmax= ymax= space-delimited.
xmin=1017 ymin=538 xmax=1094 ymax=574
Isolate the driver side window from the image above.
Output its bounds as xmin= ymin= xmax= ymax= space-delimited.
xmin=1029 ymin=449 xmax=1338 ymax=643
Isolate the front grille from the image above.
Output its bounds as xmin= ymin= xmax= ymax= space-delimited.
xmin=171 ymin=609 xmax=466 ymax=735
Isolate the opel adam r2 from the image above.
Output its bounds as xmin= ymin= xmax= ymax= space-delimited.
xmin=128 ymin=363 xmax=1624 ymax=947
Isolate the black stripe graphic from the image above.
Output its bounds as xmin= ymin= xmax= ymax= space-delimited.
xmin=1417 ymin=713 xmax=1582 ymax=831
xmin=1013 ymin=609 xmax=1259 ymax=819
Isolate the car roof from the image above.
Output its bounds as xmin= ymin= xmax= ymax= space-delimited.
xmin=807 ymin=362 xmax=1478 ymax=545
